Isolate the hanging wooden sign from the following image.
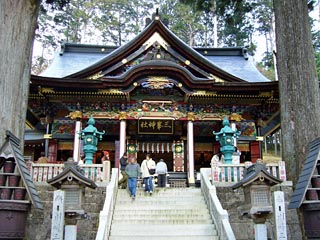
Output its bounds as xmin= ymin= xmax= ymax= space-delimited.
xmin=138 ymin=119 xmax=173 ymax=134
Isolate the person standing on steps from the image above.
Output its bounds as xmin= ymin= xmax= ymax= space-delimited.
xmin=118 ymin=152 xmax=128 ymax=189
xmin=141 ymin=154 xmax=156 ymax=194
xmin=125 ymin=157 xmax=141 ymax=200
xmin=156 ymin=159 xmax=168 ymax=188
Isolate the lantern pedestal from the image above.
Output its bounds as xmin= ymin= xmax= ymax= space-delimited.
xmin=221 ymin=145 xmax=234 ymax=164
xmin=83 ymin=149 xmax=95 ymax=164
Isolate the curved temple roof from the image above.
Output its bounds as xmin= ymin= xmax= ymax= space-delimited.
xmin=39 ymin=15 xmax=270 ymax=83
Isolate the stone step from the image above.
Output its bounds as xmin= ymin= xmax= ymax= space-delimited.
xmin=114 ymin=205 xmax=208 ymax=210
xmin=116 ymin=193 xmax=204 ymax=199
xmin=110 ymin=188 xmax=218 ymax=239
xmin=111 ymin=219 xmax=213 ymax=225
xmin=117 ymin=188 xmax=202 ymax=192
xmin=117 ymin=188 xmax=202 ymax=195
xmin=109 ymin=236 xmax=219 ymax=240
xmin=113 ymin=213 xmax=212 ymax=220
xmin=118 ymin=190 xmax=202 ymax=198
xmin=113 ymin=209 xmax=210 ymax=215
xmin=110 ymin=224 xmax=217 ymax=236
xmin=115 ymin=199 xmax=206 ymax=205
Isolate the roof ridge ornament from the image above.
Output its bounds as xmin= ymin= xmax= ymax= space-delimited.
xmin=153 ymin=8 xmax=160 ymax=21
xmin=145 ymin=9 xmax=169 ymax=27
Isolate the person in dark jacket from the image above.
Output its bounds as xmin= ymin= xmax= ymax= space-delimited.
xmin=118 ymin=152 xmax=128 ymax=189
xmin=125 ymin=157 xmax=141 ymax=199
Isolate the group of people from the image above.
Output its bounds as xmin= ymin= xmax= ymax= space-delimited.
xmin=118 ymin=152 xmax=168 ymax=200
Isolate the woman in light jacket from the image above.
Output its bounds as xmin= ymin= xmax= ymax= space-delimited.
xmin=141 ymin=154 xmax=156 ymax=194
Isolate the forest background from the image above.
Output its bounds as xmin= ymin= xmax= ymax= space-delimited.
xmin=32 ymin=0 xmax=320 ymax=81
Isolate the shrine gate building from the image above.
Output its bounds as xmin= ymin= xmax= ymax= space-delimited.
xmin=26 ymin=13 xmax=280 ymax=184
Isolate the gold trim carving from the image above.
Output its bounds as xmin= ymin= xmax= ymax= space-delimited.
xmin=88 ymin=71 xmax=103 ymax=80
xmin=259 ymin=91 xmax=273 ymax=98
xmin=187 ymin=112 xmax=195 ymax=121
xmin=145 ymin=76 xmax=171 ymax=89
xmin=191 ymin=91 xmax=217 ymax=97
xmin=98 ymin=89 xmax=124 ymax=95
xmin=41 ymin=87 xmax=55 ymax=94
xmin=119 ymin=112 xmax=127 ymax=120
xmin=209 ymin=74 xmax=224 ymax=83
xmin=66 ymin=111 xmax=83 ymax=120
xmin=229 ymin=113 xmax=245 ymax=122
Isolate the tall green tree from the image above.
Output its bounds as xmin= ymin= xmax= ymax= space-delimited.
xmin=92 ymin=0 xmax=153 ymax=46
xmin=253 ymin=0 xmax=276 ymax=74
xmin=273 ymin=0 xmax=320 ymax=188
xmin=0 ymin=0 xmax=40 ymax=147
xmin=160 ymin=0 xmax=205 ymax=46
xmin=33 ymin=0 xmax=97 ymax=74
xmin=51 ymin=0 xmax=94 ymax=43
xmin=179 ymin=0 xmax=256 ymax=51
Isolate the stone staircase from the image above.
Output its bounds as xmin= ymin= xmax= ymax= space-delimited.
xmin=109 ymin=188 xmax=219 ymax=240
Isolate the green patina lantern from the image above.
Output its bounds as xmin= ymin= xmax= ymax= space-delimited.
xmin=213 ymin=117 xmax=240 ymax=164
xmin=80 ymin=117 xmax=105 ymax=164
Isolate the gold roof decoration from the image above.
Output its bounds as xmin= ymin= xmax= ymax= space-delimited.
xmin=40 ymin=87 xmax=55 ymax=94
xmin=191 ymin=90 xmax=217 ymax=97
xmin=229 ymin=113 xmax=245 ymax=122
xmin=98 ymin=89 xmax=125 ymax=95
xmin=88 ymin=71 xmax=103 ymax=80
xmin=141 ymin=76 xmax=174 ymax=89
xmin=259 ymin=91 xmax=273 ymax=98
xmin=66 ymin=111 xmax=83 ymax=120
xmin=209 ymin=74 xmax=225 ymax=83
xmin=119 ymin=112 xmax=127 ymax=120
xmin=187 ymin=112 xmax=195 ymax=121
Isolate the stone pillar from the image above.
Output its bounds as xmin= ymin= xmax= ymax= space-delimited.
xmin=64 ymin=225 xmax=77 ymax=240
xmin=102 ymin=160 xmax=111 ymax=182
xmin=51 ymin=190 xmax=65 ymax=240
xmin=274 ymin=191 xmax=287 ymax=239
xmin=231 ymin=122 xmax=237 ymax=147
xmin=119 ymin=112 xmax=127 ymax=158
xmin=254 ymin=223 xmax=267 ymax=240
xmin=66 ymin=111 xmax=83 ymax=162
xmin=44 ymin=122 xmax=50 ymax=158
xmin=73 ymin=120 xmax=82 ymax=162
xmin=187 ymin=113 xmax=195 ymax=184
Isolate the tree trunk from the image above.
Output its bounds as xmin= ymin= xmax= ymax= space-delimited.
xmin=273 ymin=0 xmax=320 ymax=183
xmin=0 ymin=0 xmax=40 ymax=147
xmin=212 ymin=0 xmax=217 ymax=47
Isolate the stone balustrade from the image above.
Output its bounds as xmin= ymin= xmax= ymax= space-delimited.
xmin=200 ymin=168 xmax=236 ymax=240
xmin=29 ymin=162 xmax=110 ymax=183
xmin=211 ymin=161 xmax=286 ymax=183
xmin=95 ymin=168 xmax=118 ymax=240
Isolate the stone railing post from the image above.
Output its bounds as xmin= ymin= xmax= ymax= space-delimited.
xmin=102 ymin=161 xmax=111 ymax=182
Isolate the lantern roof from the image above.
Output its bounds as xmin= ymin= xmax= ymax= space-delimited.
xmin=232 ymin=162 xmax=282 ymax=189
xmin=81 ymin=117 xmax=105 ymax=136
xmin=47 ymin=161 xmax=97 ymax=189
